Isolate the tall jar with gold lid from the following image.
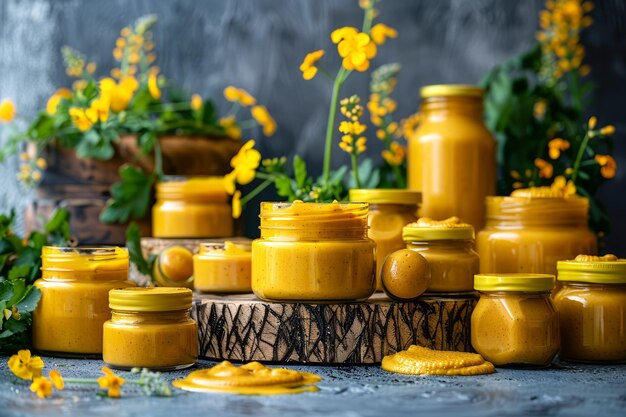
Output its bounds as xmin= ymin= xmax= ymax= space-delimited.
xmin=349 ymin=189 xmax=420 ymax=290
xmin=476 ymin=187 xmax=597 ymax=275
xmin=152 ymin=176 xmax=233 ymax=238
xmin=252 ymin=201 xmax=375 ymax=302
xmin=33 ymin=247 xmax=136 ymax=356
xmin=555 ymin=254 xmax=626 ymax=363
xmin=402 ymin=217 xmax=478 ymax=292
xmin=408 ymin=85 xmax=496 ymax=231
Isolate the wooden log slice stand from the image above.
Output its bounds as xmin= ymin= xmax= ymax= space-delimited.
xmin=192 ymin=292 xmax=477 ymax=365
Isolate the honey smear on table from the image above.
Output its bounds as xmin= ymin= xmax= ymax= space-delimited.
xmin=382 ymin=345 xmax=495 ymax=376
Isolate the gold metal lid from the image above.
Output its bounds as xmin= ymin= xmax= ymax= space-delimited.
xmin=402 ymin=217 xmax=474 ymax=242
xmin=349 ymin=189 xmax=421 ymax=205
xmin=557 ymin=254 xmax=626 ymax=284
xmin=420 ymin=84 xmax=484 ymax=99
xmin=474 ymin=274 xmax=555 ymax=292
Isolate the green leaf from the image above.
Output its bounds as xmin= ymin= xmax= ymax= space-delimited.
xmin=100 ymin=165 xmax=155 ymax=224
xmin=274 ymin=176 xmax=294 ymax=199
xmin=44 ymin=208 xmax=71 ymax=244
xmin=8 ymin=266 xmax=30 ymax=281
xmin=14 ymin=286 xmax=41 ymax=313
xmin=138 ymin=130 xmax=157 ymax=155
xmin=0 ymin=281 xmax=13 ymax=303
xmin=201 ymin=100 xmax=217 ymax=126
xmin=126 ymin=223 xmax=155 ymax=276
xmin=7 ymin=279 xmax=25 ymax=306
xmin=293 ymin=155 xmax=308 ymax=189
xmin=26 ymin=113 xmax=56 ymax=140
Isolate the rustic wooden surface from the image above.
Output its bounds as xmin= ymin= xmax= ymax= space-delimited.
xmin=192 ymin=292 xmax=477 ymax=364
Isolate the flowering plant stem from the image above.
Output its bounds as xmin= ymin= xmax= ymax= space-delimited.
xmin=571 ymin=131 xmax=590 ymax=183
xmin=322 ymin=68 xmax=347 ymax=185
xmin=351 ymin=154 xmax=362 ymax=188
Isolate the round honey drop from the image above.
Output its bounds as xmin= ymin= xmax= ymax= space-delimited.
xmin=154 ymin=246 xmax=194 ymax=285
xmin=381 ymin=249 xmax=430 ymax=301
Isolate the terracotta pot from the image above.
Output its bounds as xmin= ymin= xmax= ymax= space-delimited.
xmin=24 ymin=135 xmax=240 ymax=245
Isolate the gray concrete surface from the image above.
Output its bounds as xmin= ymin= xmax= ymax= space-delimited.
xmin=0 ymin=356 xmax=624 ymax=417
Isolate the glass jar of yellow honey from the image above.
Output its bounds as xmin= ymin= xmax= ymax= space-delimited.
xmin=252 ymin=201 xmax=376 ymax=302
xmin=408 ymin=85 xmax=496 ymax=232
xmin=471 ymin=274 xmax=560 ymax=367
xmin=103 ymin=287 xmax=198 ymax=371
xmin=402 ymin=217 xmax=478 ymax=292
xmin=33 ymin=247 xmax=135 ymax=356
xmin=554 ymin=254 xmax=626 ymax=363
xmin=153 ymin=246 xmax=194 ymax=288
xmin=194 ymin=241 xmax=252 ymax=293
xmin=152 ymin=176 xmax=233 ymax=238
xmin=476 ymin=188 xmax=597 ymax=276
xmin=349 ymin=189 xmax=420 ymax=291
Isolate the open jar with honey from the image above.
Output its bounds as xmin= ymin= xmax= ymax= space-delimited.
xmin=194 ymin=241 xmax=252 ymax=293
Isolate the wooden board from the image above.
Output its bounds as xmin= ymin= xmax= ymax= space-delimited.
xmin=192 ymin=292 xmax=477 ymax=364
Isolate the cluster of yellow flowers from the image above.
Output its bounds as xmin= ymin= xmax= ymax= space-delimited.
xmin=338 ymin=96 xmax=367 ymax=156
xmin=224 ymin=139 xmax=262 ymax=218
xmin=7 ymin=349 xmax=127 ymax=398
xmin=221 ymin=86 xmax=276 ymax=139
xmin=16 ymin=152 xmax=47 ymax=184
xmin=112 ymin=17 xmax=157 ymax=79
xmin=536 ymin=0 xmax=593 ymax=82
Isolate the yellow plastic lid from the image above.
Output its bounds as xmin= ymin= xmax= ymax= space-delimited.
xmin=109 ymin=287 xmax=193 ymax=312
xmin=557 ymin=254 xmax=626 ymax=284
xmin=349 ymin=189 xmax=422 ymax=205
xmin=474 ymin=274 xmax=555 ymax=292
xmin=402 ymin=217 xmax=474 ymax=242
xmin=420 ymin=84 xmax=484 ymax=99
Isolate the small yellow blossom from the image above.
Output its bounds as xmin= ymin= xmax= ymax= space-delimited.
xmin=219 ymin=116 xmax=242 ymax=140
xmin=46 ymin=88 xmax=72 ymax=115
xmin=339 ymin=121 xmax=366 ymax=136
xmin=49 ymin=370 xmax=64 ymax=390
xmin=20 ymin=152 xmax=29 ymax=161
xmin=232 ymin=190 xmax=242 ymax=219
xmin=229 ymin=139 xmax=261 ymax=185
xmin=111 ymin=68 xmax=122 ymax=79
xmin=69 ymin=96 xmax=109 ymax=132
xmin=148 ymin=73 xmax=161 ymax=99
xmin=31 ymin=171 xmax=42 ymax=182
xmin=548 ymin=138 xmax=570 ymax=159
xmin=86 ymin=62 xmax=97 ymax=74
xmin=382 ymin=141 xmax=406 ymax=166
xmin=600 ymin=125 xmax=616 ymax=136
xmin=331 ymin=27 xmax=377 ymax=72
xmin=551 ymin=175 xmax=577 ymax=196
xmin=223 ymin=86 xmax=257 ymax=106
xmin=400 ymin=112 xmax=420 ymax=139
xmin=595 ymin=154 xmax=617 ymax=179
xmin=98 ymin=367 xmax=125 ymax=398
xmin=588 ymin=116 xmax=597 ymax=129
xmin=0 ymin=99 xmax=16 ymax=123
xmin=533 ymin=100 xmax=547 ymax=119
xmin=513 ymin=181 xmax=524 ymax=189
xmin=116 ymin=38 xmax=126 ymax=48
xmin=7 ymin=350 xmax=45 ymax=380
xmin=73 ymin=80 xmax=88 ymax=91
xmin=299 ymin=50 xmax=325 ymax=80
xmin=121 ymin=26 xmax=131 ymax=37
xmin=30 ymin=377 xmax=53 ymax=399
xmin=113 ymin=48 xmax=124 ymax=61
xmin=510 ymin=170 xmax=521 ymax=180
xmin=191 ymin=94 xmax=203 ymax=110
xmin=224 ymin=171 xmax=236 ymax=195
xmin=370 ymin=23 xmax=398 ymax=45
xmin=535 ymin=158 xmax=554 ymax=178
xmin=251 ymin=105 xmax=277 ymax=136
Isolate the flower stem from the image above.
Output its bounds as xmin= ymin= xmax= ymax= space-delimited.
xmin=571 ymin=131 xmax=591 ymax=183
xmin=392 ymin=164 xmax=406 ymax=188
xmin=240 ymin=178 xmax=273 ymax=206
xmin=153 ymin=137 xmax=163 ymax=177
xmin=322 ymin=68 xmax=345 ymax=185
xmin=351 ymin=154 xmax=362 ymax=188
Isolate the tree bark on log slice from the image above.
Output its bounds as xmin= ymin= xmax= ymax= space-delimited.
xmin=192 ymin=293 xmax=477 ymax=364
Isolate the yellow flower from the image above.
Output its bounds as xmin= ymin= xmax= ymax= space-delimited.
xmin=148 ymin=73 xmax=161 ymax=99
xmin=30 ymin=377 xmax=53 ymax=399
xmin=229 ymin=139 xmax=261 ymax=185
xmin=331 ymin=27 xmax=377 ymax=72
xmin=548 ymin=138 xmax=570 ymax=159
xmin=595 ymin=154 xmax=617 ymax=179
xmin=219 ymin=116 xmax=242 ymax=140
xmin=224 ymin=171 xmax=237 ymax=195
xmin=356 ymin=136 xmax=367 ymax=154
xmin=510 ymin=170 xmax=521 ymax=180
xmin=98 ymin=367 xmax=125 ymax=398
xmin=113 ymin=48 xmax=123 ymax=61
xmin=31 ymin=171 xmax=42 ymax=182
xmin=251 ymin=105 xmax=277 ymax=136
xmin=73 ymin=80 xmax=88 ymax=91
xmin=100 ymin=77 xmax=138 ymax=112
xmin=600 ymin=125 xmax=616 ymax=136
xmin=191 ymin=94 xmax=203 ymax=110
xmin=46 ymin=88 xmax=72 ymax=115
xmin=588 ymin=116 xmax=597 ymax=129
xmin=339 ymin=121 xmax=366 ymax=135
xmin=111 ymin=68 xmax=122 ymax=79
xmin=86 ymin=62 xmax=97 ymax=74
xmin=533 ymin=100 xmax=547 ymax=119
xmin=232 ymin=190 xmax=242 ymax=219
xmin=0 ymin=99 xmax=16 ymax=123
xmin=7 ymin=350 xmax=45 ymax=380
xmin=551 ymin=175 xmax=577 ymax=196
xmin=49 ymin=370 xmax=64 ymax=390
xmin=370 ymin=23 xmax=398 ymax=45
xmin=381 ymin=141 xmax=406 ymax=166
xmin=69 ymin=108 xmax=93 ymax=131
xmin=223 ymin=86 xmax=257 ymax=106
xmin=400 ymin=112 xmax=420 ymax=139
xmin=299 ymin=50 xmax=325 ymax=80
xmin=69 ymin=96 xmax=109 ymax=132
xmin=535 ymin=158 xmax=554 ymax=178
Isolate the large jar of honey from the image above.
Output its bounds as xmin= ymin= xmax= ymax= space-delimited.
xmin=477 ymin=187 xmax=597 ymax=276
xmin=408 ymin=85 xmax=496 ymax=231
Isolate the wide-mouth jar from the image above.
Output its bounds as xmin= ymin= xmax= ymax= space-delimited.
xmin=152 ymin=176 xmax=233 ymax=238
xmin=471 ymin=273 xmax=560 ymax=367
xmin=554 ymin=254 xmax=626 ymax=363
xmin=103 ymin=287 xmax=198 ymax=371
xmin=349 ymin=189 xmax=421 ymax=291
xmin=251 ymin=201 xmax=375 ymax=302
xmin=33 ymin=246 xmax=136 ymax=356
xmin=194 ymin=241 xmax=252 ymax=293
xmin=402 ymin=217 xmax=478 ymax=292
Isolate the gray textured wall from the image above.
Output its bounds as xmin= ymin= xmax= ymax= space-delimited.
xmin=0 ymin=0 xmax=625 ymax=252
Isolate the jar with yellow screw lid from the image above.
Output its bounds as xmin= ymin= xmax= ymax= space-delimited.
xmin=33 ymin=247 xmax=136 ymax=356
xmin=554 ymin=254 xmax=626 ymax=363
xmin=349 ymin=189 xmax=420 ymax=291
xmin=408 ymin=85 xmax=496 ymax=231
xmin=402 ymin=217 xmax=478 ymax=292
xmin=152 ymin=176 xmax=233 ymax=238
xmin=194 ymin=241 xmax=252 ymax=293
xmin=103 ymin=287 xmax=198 ymax=371
xmin=152 ymin=246 xmax=194 ymax=288
xmin=252 ymin=201 xmax=375 ymax=302
xmin=471 ymin=274 xmax=559 ymax=367
xmin=477 ymin=187 xmax=597 ymax=277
